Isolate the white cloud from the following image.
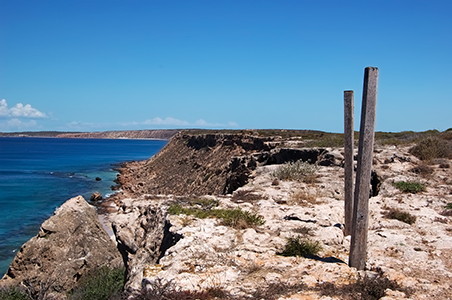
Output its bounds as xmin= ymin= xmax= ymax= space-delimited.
xmin=0 ymin=118 xmax=38 ymax=131
xmin=142 ymin=117 xmax=190 ymax=126
xmin=123 ymin=117 xmax=239 ymax=128
xmin=0 ymin=99 xmax=47 ymax=118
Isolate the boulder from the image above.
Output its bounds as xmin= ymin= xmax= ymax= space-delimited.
xmin=0 ymin=196 xmax=122 ymax=299
xmin=90 ymin=191 xmax=103 ymax=202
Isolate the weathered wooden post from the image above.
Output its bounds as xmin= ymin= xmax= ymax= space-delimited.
xmin=344 ymin=90 xmax=354 ymax=236
xmin=349 ymin=67 xmax=378 ymax=270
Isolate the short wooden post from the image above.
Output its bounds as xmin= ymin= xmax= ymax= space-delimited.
xmin=349 ymin=67 xmax=378 ymax=270
xmin=344 ymin=90 xmax=354 ymax=236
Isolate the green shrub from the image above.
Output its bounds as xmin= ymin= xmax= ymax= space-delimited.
xmin=272 ymin=161 xmax=317 ymax=181
xmin=384 ymin=208 xmax=416 ymax=225
xmin=409 ymin=137 xmax=452 ymax=160
xmin=278 ymin=237 xmax=322 ymax=258
xmin=168 ymin=204 xmax=265 ymax=229
xmin=68 ymin=267 xmax=125 ymax=300
xmin=0 ymin=287 xmax=30 ymax=300
xmin=393 ymin=181 xmax=426 ymax=193
xmin=441 ymin=203 xmax=452 ymax=216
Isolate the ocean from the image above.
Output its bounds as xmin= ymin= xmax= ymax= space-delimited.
xmin=0 ymin=137 xmax=166 ymax=276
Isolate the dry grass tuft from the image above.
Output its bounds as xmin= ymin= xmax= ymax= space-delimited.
xmin=290 ymin=189 xmax=322 ymax=206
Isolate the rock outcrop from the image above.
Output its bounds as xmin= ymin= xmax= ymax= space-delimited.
xmin=111 ymin=201 xmax=179 ymax=293
xmin=114 ymin=133 xmax=277 ymax=197
xmin=1 ymin=196 xmax=122 ymax=299
xmin=111 ymin=133 xmax=339 ymax=199
xmin=105 ymin=144 xmax=451 ymax=299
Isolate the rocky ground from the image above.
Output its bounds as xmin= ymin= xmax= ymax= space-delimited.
xmin=103 ymin=143 xmax=452 ymax=299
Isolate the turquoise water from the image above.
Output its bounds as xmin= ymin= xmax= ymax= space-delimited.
xmin=0 ymin=137 xmax=166 ymax=275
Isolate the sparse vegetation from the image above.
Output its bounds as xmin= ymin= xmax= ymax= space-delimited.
xmin=251 ymin=282 xmax=307 ymax=300
xmin=384 ymin=208 xmax=416 ymax=225
xmin=441 ymin=203 xmax=452 ymax=216
xmin=278 ymin=236 xmax=322 ymax=258
xmin=232 ymin=189 xmax=267 ymax=202
xmin=318 ymin=271 xmax=411 ymax=300
xmin=168 ymin=204 xmax=265 ymax=229
xmin=293 ymin=226 xmax=315 ymax=236
xmin=0 ymin=287 xmax=30 ymax=300
xmin=68 ymin=267 xmax=125 ymax=300
xmin=272 ymin=160 xmax=317 ymax=182
xmin=410 ymin=164 xmax=434 ymax=176
xmin=132 ymin=278 xmax=232 ymax=300
xmin=290 ymin=189 xmax=320 ymax=206
xmin=188 ymin=197 xmax=219 ymax=209
xmin=393 ymin=181 xmax=426 ymax=194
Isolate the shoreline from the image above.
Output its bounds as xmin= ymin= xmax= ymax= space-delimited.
xmin=0 ymin=135 xmax=171 ymax=141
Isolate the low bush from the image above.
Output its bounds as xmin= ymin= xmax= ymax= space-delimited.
xmin=409 ymin=164 xmax=433 ymax=176
xmin=409 ymin=137 xmax=452 ymax=161
xmin=278 ymin=237 xmax=322 ymax=258
xmin=272 ymin=161 xmax=317 ymax=182
xmin=393 ymin=181 xmax=426 ymax=194
xmin=384 ymin=208 xmax=416 ymax=225
xmin=318 ymin=271 xmax=411 ymax=300
xmin=168 ymin=205 xmax=265 ymax=229
xmin=68 ymin=267 xmax=125 ymax=300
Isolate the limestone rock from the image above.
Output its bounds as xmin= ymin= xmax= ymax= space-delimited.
xmin=111 ymin=201 xmax=180 ymax=294
xmin=0 ymin=196 xmax=122 ymax=298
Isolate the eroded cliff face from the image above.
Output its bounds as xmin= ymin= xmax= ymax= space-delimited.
xmin=112 ymin=133 xmax=337 ymax=199
xmin=114 ymin=133 xmax=276 ymax=197
xmin=0 ymin=196 xmax=122 ymax=299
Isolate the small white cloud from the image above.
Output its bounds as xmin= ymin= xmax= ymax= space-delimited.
xmin=0 ymin=118 xmax=38 ymax=131
xmin=121 ymin=117 xmax=239 ymax=129
xmin=142 ymin=117 xmax=190 ymax=126
xmin=0 ymin=99 xmax=47 ymax=118
xmin=0 ymin=99 xmax=9 ymax=116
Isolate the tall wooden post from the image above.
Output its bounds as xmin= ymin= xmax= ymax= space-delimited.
xmin=344 ymin=90 xmax=354 ymax=236
xmin=349 ymin=67 xmax=378 ymax=270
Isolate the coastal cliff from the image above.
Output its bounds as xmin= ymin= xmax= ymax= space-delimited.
xmin=112 ymin=132 xmax=335 ymax=199
xmin=0 ymin=129 xmax=178 ymax=140
xmin=2 ymin=130 xmax=451 ymax=299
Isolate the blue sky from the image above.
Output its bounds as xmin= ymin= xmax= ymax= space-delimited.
xmin=1 ymin=0 xmax=451 ymax=133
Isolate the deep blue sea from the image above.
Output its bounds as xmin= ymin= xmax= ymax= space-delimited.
xmin=0 ymin=137 xmax=166 ymax=276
